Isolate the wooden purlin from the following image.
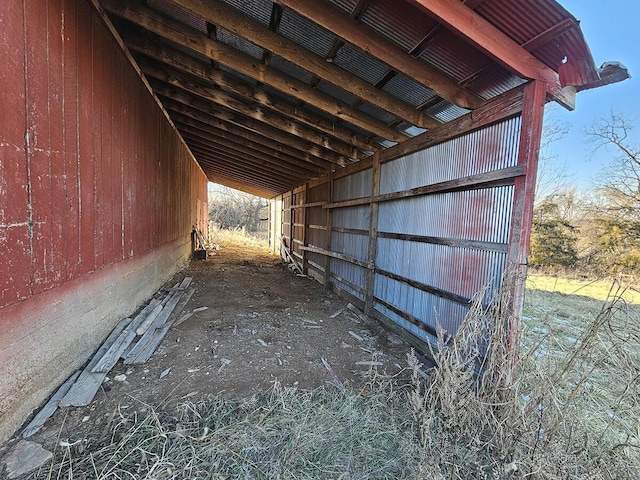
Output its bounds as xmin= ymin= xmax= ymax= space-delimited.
xmin=409 ymin=0 xmax=576 ymax=110
xmin=169 ymin=0 xmax=437 ymax=128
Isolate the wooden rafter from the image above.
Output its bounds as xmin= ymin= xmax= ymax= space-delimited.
xmin=160 ymin=96 xmax=341 ymax=170
xmin=165 ymin=0 xmax=436 ymax=128
xmin=191 ymin=148 xmax=296 ymax=189
xmin=408 ymin=0 xmax=576 ymax=109
xmin=186 ymin=140 xmax=308 ymax=187
xmin=275 ymin=0 xmax=483 ymax=111
xmin=152 ymin=82 xmax=349 ymax=166
xmin=169 ymin=111 xmax=335 ymax=172
xmin=140 ymin=62 xmax=366 ymax=161
xmin=105 ymin=2 xmax=406 ymax=142
xmin=132 ymin=48 xmax=377 ymax=152
xmin=178 ymin=124 xmax=320 ymax=178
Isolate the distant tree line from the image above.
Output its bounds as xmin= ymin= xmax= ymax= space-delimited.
xmin=530 ymin=113 xmax=640 ymax=279
xmin=208 ymin=186 xmax=268 ymax=233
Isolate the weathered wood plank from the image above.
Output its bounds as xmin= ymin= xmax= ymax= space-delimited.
xmin=59 ymin=317 xmax=131 ymax=407
xmin=300 ymin=245 xmax=369 ymax=270
xmin=22 ymin=371 xmax=81 ymax=437
xmin=377 ymin=231 xmax=508 ymax=253
xmin=324 ymin=165 xmax=525 ymax=210
xmin=124 ymin=277 xmax=193 ymax=364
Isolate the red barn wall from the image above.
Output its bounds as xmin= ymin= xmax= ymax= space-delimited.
xmin=0 ymin=0 xmax=208 ymax=442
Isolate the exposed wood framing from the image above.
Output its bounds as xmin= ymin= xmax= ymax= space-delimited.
xmin=275 ymin=0 xmax=483 ymax=111
xmin=158 ymin=94 xmax=346 ymax=167
xmin=364 ymin=152 xmax=381 ymax=316
xmin=104 ymin=0 xmax=408 ymax=142
xmin=149 ymin=79 xmax=355 ymax=163
xmin=130 ymin=45 xmax=378 ymax=152
xmin=173 ymin=0 xmax=437 ymax=128
xmin=143 ymin=66 xmax=363 ymax=161
xmin=168 ymin=111 xmax=330 ymax=171
xmin=409 ymin=0 xmax=576 ymax=109
xmin=323 ymin=173 xmax=334 ymax=289
xmin=505 ymin=80 xmax=546 ymax=355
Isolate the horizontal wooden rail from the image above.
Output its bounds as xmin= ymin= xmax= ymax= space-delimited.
xmin=375 ymin=268 xmax=471 ymax=306
xmin=377 ymin=232 xmax=508 ymax=253
xmin=324 ymin=165 xmax=525 ymax=209
xmin=299 ymin=245 xmax=369 ymax=269
xmin=373 ymin=297 xmax=438 ymax=338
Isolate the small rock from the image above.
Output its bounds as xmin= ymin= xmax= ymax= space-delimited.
xmin=257 ymin=338 xmax=268 ymax=347
xmin=113 ymin=374 xmax=127 ymax=382
xmin=82 ymin=416 xmax=90 ymax=423
xmin=2 ymin=440 xmax=52 ymax=479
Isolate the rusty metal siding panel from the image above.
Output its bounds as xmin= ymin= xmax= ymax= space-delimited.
xmin=380 ymin=117 xmax=522 ymax=194
xmin=370 ymin=116 xmax=522 ymax=341
xmin=0 ymin=1 xmax=30 ymax=306
xmin=333 ymin=168 xmax=372 ymax=202
xmin=378 ymin=187 xmax=514 ymax=244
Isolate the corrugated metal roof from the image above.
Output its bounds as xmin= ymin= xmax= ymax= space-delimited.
xmin=100 ymin=0 xmax=626 ymax=196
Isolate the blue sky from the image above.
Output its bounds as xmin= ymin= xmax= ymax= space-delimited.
xmin=546 ymin=0 xmax=639 ymax=191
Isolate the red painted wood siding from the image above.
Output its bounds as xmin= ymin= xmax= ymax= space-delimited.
xmin=0 ymin=0 xmax=207 ymax=308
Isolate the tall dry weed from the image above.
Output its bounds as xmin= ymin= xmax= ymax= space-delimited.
xmin=409 ymin=283 xmax=640 ymax=479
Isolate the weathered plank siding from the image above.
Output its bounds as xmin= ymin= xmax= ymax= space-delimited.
xmin=0 ymin=0 xmax=207 ymax=442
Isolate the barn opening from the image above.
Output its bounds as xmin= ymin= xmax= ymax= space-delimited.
xmin=0 ymin=0 xmax=628 ymax=444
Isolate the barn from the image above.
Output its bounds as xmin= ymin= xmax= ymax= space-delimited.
xmin=0 ymin=0 xmax=628 ymax=443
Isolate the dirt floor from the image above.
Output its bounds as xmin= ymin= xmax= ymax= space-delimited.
xmin=12 ymin=241 xmax=413 ymax=454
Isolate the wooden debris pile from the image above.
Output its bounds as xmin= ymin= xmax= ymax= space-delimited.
xmin=21 ymin=277 xmax=194 ymax=439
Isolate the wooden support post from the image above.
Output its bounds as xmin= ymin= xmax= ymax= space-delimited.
xmin=505 ymin=81 xmax=546 ymax=361
xmin=323 ymin=173 xmax=334 ymax=289
xmin=302 ymin=183 xmax=309 ymax=275
xmin=289 ymin=189 xmax=295 ymax=262
xmin=365 ymin=152 xmax=381 ymax=316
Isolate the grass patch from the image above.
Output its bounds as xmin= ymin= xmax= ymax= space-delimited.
xmin=527 ymin=274 xmax=640 ymax=304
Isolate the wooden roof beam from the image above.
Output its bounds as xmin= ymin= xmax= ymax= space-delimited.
xmin=168 ymin=111 xmax=333 ymax=172
xmin=186 ymin=141 xmax=308 ymax=188
xmin=191 ymin=149 xmax=296 ymax=190
xmin=131 ymin=45 xmax=377 ymax=152
xmin=152 ymin=83 xmax=349 ymax=166
xmin=178 ymin=125 xmax=319 ymax=178
xmin=408 ymin=0 xmax=576 ymax=110
xmin=103 ymin=0 xmax=408 ymax=142
xmin=275 ymin=0 xmax=483 ymax=111
xmin=166 ymin=0 xmax=437 ymax=128
xmin=176 ymin=122 xmax=322 ymax=176
xmin=142 ymin=64 xmax=363 ymax=160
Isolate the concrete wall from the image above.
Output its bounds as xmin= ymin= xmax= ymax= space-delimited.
xmin=0 ymin=0 xmax=208 ymax=442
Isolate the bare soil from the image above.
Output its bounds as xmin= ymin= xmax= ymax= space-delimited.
xmin=18 ymin=242 xmax=412 ymax=452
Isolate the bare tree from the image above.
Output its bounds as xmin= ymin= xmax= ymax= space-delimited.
xmin=587 ymin=112 xmax=640 ymax=219
xmin=535 ymin=104 xmax=570 ymax=202
xmin=582 ymin=113 xmax=640 ymax=275
xmin=208 ymin=185 xmax=268 ymax=232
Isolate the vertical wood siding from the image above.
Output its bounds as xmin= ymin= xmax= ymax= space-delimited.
xmin=0 ymin=0 xmax=208 ymax=309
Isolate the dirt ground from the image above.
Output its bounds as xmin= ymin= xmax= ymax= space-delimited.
xmin=13 ymin=241 xmax=413 ymax=454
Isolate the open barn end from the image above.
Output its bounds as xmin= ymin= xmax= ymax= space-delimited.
xmin=0 ymin=0 xmax=628 ymax=444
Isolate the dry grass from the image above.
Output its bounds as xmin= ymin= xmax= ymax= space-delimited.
xmin=19 ymin=283 xmax=640 ymax=479
xmin=208 ymin=226 xmax=270 ymax=251
xmin=527 ymin=274 xmax=640 ymax=304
